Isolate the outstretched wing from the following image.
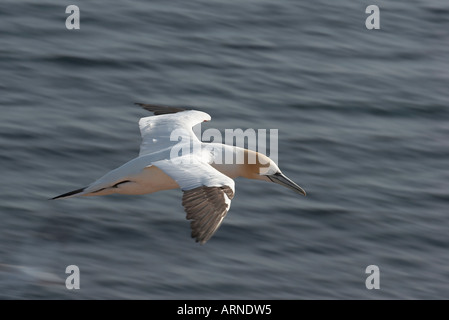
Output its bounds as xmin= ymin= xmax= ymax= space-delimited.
xmin=137 ymin=104 xmax=211 ymax=157
xmin=135 ymin=103 xmax=189 ymax=115
xmin=152 ymin=156 xmax=235 ymax=244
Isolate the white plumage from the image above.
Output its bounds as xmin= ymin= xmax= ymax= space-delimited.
xmin=52 ymin=104 xmax=305 ymax=244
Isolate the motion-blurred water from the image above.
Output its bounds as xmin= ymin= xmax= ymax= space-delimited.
xmin=1 ymin=0 xmax=448 ymax=299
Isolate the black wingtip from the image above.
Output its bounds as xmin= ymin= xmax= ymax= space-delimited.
xmin=51 ymin=187 xmax=85 ymax=200
xmin=135 ymin=103 xmax=189 ymax=115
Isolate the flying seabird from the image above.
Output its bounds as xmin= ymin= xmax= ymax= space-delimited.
xmin=52 ymin=104 xmax=306 ymax=244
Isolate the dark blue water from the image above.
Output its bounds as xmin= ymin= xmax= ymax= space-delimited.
xmin=1 ymin=0 xmax=448 ymax=299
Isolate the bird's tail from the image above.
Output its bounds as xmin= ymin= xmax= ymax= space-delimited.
xmin=50 ymin=187 xmax=86 ymax=200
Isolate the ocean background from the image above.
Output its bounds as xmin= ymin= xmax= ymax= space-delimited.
xmin=1 ymin=0 xmax=448 ymax=299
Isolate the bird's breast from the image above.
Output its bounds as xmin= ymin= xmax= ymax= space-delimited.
xmin=210 ymin=163 xmax=241 ymax=179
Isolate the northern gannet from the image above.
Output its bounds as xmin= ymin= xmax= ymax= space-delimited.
xmin=52 ymin=104 xmax=306 ymax=244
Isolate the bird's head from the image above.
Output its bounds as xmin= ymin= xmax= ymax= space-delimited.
xmin=242 ymin=150 xmax=306 ymax=196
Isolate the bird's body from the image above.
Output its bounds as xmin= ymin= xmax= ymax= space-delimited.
xmin=53 ymin=104 xmax=306 ymax=244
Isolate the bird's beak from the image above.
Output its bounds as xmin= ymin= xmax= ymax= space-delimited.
xmin=268 ymin=172 xmax=306 ymax=196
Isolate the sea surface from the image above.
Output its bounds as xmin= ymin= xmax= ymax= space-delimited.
xmin=0 ymin=0 xmax=448 ymax=299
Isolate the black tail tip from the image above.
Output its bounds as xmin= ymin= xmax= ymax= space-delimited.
xmin=50 ymin=187 xmax=85 ymax=200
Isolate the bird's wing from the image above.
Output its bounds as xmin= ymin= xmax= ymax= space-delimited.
xmin=135 ymin=103 xmax=189 ymax=115
xmin=137 ymin=105 xmax=211 ymax=157
xmin=152 ymin=155 xmax=235 ymax=244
